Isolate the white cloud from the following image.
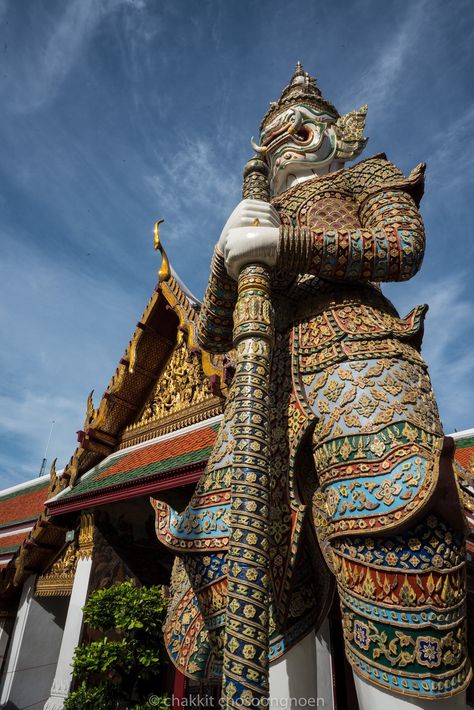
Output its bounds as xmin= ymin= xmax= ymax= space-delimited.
xmin=146 ymin=138 xmax=240 ymax=243
xmin=346 ymin=1 xmax=427 ymax=117
xmin=427 ymin=104 xmax=474 ymax=190
xmin=0 ymin=392 xmax=78 ymax=486
xmin=0 ymin=229 xmax=143 ymax=486
xmin=419 ymin=276 xmax=474 ymax=431
xmin=3 ymin=0 xmax=150 ymax=113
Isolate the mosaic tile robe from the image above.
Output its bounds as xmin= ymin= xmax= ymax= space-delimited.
xmin=153 ymin=154 xmax=471 ymax=700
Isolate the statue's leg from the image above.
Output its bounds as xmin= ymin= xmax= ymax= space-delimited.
xmin=306 ymin=353 xmax=471 ymax=706
xmin=340 ymin=515 xmax=468 ymax=710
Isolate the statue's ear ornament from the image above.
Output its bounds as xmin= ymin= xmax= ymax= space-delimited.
xmin=334 ymin=104 xmax=369 ymax=161
xmin=250 ymin=137 xmax=267 ymax=156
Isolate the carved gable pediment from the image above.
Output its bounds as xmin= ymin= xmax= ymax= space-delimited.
xmin=121 ymin=336 xmax=223 ymax=446
xmin=140 ymin=336 xmax=212 ymax=422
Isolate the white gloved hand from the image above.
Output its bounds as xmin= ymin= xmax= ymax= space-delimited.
xmin=217 ymin=199 xmax=281 ymax=254
xmin=224 ymin=225 xmax=280 ymax=280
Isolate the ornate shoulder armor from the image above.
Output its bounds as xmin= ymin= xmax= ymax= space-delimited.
xmin=348 ymin=154 xmax=426 ymax=208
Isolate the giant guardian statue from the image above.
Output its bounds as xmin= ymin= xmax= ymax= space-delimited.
xmin=153 ymin=64 xmax=470 ymax=710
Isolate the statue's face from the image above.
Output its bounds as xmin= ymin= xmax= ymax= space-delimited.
xmin=261 ymin=104 xmax=339 ymax=194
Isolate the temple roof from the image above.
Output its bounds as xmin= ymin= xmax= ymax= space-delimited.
xmin=47 ymin=418 xmax=220 ymax=514
xmin=47 ymin=270 xmax=226 ymax=499
xmin=0 ymin=477 xmax=49 ymax=565
xmin=452 ymin=428 xmax=474 ymax=471
xmin=0 ymin=262 xmax=227 ymax=592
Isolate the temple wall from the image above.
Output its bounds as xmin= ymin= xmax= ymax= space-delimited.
xmin=0 ymin=577 xmax=68 ymax=709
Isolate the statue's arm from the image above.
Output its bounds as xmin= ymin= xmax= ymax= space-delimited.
xmin=276 ymin=159 xmax=426 ymax=283
xmin=196 ymin=247 xmax=236 ymax=353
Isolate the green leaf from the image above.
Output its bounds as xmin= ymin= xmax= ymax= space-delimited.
xmin=67 ymin=581 xmax=169 ymax=706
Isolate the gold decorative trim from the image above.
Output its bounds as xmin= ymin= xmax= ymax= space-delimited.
xmin=78 ymin=512 xmax=94 ymax=560
xmin=35 ymin=543 xmax=78 ymax=597
xmin=128 ymin=337 xmax=213 ymax=428
xmin=119 ymin=398 xmax=224 ymax=449
xmin=160 ymin=278 xmax=229 ymax=396
xmin=154 ymin=219 xmax=171 ymax=283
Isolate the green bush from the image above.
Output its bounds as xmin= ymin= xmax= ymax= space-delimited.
xmin=64 ymin=581 xmax=169 ymax=710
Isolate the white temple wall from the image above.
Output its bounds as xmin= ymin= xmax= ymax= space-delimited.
xmin=0 ymin=612 xmax=15 ymax=681
xmin=0 ymin=575 xmax=36 ymax=705
xmin=0 ymin=576 xmax=68 ymax=709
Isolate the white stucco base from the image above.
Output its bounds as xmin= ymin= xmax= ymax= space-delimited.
xmin=314 ymin=619 xmax=334 ymax=708
xmin=44 ymin=556 xmax=93 ymax=710
xmin=269 ymin=621 xmax=334 ymax=709
xmin=354 ymin=673 xmax=467 ymax=710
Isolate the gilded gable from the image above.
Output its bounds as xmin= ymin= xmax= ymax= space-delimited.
xmin=140 ymin=336 xmax=211 ymax=422
xmin=121 ymin=336 xmax=223 ymax=447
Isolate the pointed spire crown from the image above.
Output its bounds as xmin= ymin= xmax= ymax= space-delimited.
xmin=260 ymin=63 xmax=339 ymax=131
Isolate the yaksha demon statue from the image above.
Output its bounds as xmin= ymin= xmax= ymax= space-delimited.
xmin=154 ymin=64 xmax=471 ymax=709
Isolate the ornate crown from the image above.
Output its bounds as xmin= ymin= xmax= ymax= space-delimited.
xmin=260 ymin=63 xmax=368 ymax=162
xmin=260 ymin=62 xmax=339 ymax=130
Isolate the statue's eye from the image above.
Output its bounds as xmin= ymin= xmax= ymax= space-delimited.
xmin=295 ymin=126 xmax=311 ymax=142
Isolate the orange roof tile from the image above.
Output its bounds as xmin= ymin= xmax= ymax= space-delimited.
xmin=455 ymin=444 xmax=474 ymax=470
xmin=0 ymin=480 xmax=49 ymax=528
xmin=0 ymin=530 xmax=33 ymax=555
xmin=60 ymin=422 xmax=220 ymax=502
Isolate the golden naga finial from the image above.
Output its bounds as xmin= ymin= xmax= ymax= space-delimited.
xmin=85 ymin=390 xmax=95 ymax=428
xmin=154 ymin=219 xmax=171 ymax=282
xmin=49 ymin=457 xmax=57 ymax=486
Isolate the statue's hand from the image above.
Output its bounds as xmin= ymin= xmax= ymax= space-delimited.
xmin=224 ymin=225 xmax=280 ymax=280
xmin=217 ymin=199 xmax=281 ymax=279
xmin=217 ymin=199 xmax=281 ymax=254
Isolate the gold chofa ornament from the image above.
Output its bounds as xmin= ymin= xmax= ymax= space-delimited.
xmin=154 ymin=219 xmax=171 ymax=283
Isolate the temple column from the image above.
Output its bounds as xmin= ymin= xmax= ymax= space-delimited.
xmin=269 ymin=622 xmax=334 ymax=709
xmin=0 ymin=574 xmax=36 ymax=704
xmin=354 ymin=675 xmax=466 ymax=710
xmin=44 ymin=512 xmax=94 ymax=710
xmin=43 ymin=556 xmax=92 ymax=709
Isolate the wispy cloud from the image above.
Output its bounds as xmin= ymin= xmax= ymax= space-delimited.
xmin=2 ymin=0 xmax=149 ymax=113
xmin=0 ymin=229 xmax=143 ymax=485
xmin=146 ymin=138 xmax=240 ymax=244
xmin=0 ymin=0 xmax=472 ymax=489
xmin=346 ymin=1 xmax=427 ymax=117
xmin=0 ymin=392 xmax=78 ymax=485
xmin=426 ymin=104 xmax=474 ymax=190
xmin=421 ymin=276 xmax=474 ymax=432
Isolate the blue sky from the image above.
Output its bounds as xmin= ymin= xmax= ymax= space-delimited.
xmin=1 ymin=0 xmax=473 ymax=487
